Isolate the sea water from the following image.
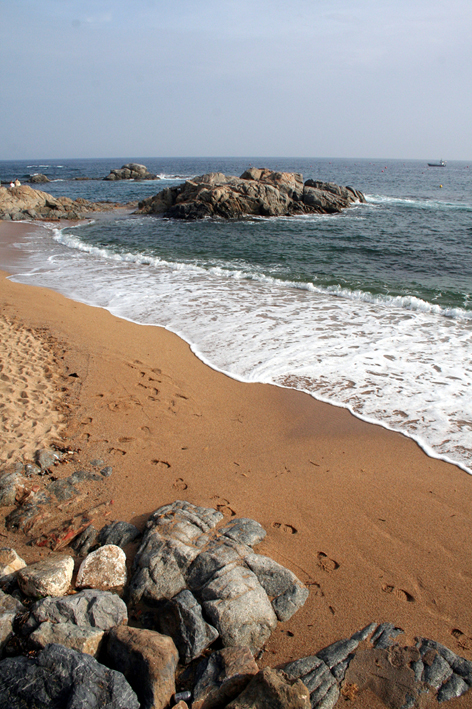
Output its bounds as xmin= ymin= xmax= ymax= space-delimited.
xmin=1 ymin=157 xmax=471 ymax=472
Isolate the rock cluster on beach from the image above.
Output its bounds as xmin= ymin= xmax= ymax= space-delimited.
xmin=136 ymin=168 xmax=366 ymax=220
xmin=0 ymin=449 xmax=471 ymax=708
xmin=103 ymin=163 xmax=161 ymax=181
xmin=0 ymin=185 xmax=126 ymax=221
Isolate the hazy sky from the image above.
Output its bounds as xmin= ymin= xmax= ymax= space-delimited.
xmin=1 ymin=0 xmax=471 ymax=160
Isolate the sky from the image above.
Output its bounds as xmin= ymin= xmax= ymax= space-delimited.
xmin=1 ymin=0 xmax=471 ymax=160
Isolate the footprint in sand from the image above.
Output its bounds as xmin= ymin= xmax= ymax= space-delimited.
xmin=108 ymin=447 xmax=126 ymax=456
xmin=317 ymin=552 xmax=339 ymax=573
xmin=211 ymin=497 xmax=236 ymax=517
xmin=451 ymin=629 xmax=472 ymax=651
xmin=271 ymin=522 xmax=298 ymax=535
xmin=173 ymin=478 xmax=188 ymax=490
xmin=381 ymin=583 xmax=415 ymax=603
xmin=152 ymin=460 xmax=171 ymax=469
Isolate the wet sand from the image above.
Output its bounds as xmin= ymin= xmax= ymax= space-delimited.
xmin=1 ymin=221 xmax=472 ymax=704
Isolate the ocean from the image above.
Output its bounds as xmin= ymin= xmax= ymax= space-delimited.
xmin=1 ymin=157 xmax=471 ymax=473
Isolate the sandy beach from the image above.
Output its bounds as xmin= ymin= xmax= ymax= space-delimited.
xmin=1 ymin=220 xmax=472 ymax=704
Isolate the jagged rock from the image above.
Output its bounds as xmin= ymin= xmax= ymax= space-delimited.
xmin=104 ymin=163 xmax=159 ymax=181
xmin=28 ymin=174 xmax=51 ymax=183
xmin=244 ymin=553 xmax=308 ymax=622
xmin=136 ymin=169 xmax=365 ymax=220
xmin=129 ymin=503 xmax=307 ymax=655
xmin=17 ymin=554 xmax=74 ymax=597
xmin=438 ymin=673 xmax=470 ymax=702
xmin=0 ymin=642 xmax=140 ymax=708
xmin=76 ymin=544 xmax=127 ymax=590
xmin=225 ymin=667 xmax=311 ymax=709
xmin=219 ymin=518 xmax=266 ymax=546
xmin=107 ymin=625 xmax=179 ymax=709
xmin=157 ymin=589 xmax=219 ymax=663
xmin=98 ymin=520 xmax=140 ymax=548
xmin=192 ymin=646 xmax=259 ymax=709
xmin=200 ymin=564 xmax=278 ymax=654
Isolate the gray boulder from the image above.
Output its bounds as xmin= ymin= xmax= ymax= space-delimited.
xmin=244 ymin=553 xmax=309 ymax=622
xmin=98 ymin=521 xmax=140 ymax=548
xmin=0 ymin=643 xmax=139 ymax=708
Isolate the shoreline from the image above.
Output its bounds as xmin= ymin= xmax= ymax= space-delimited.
xmin=1 ymin=221 xmax=472 ymax=677
xmin=3 ymin=218 xmax=470 ymax=480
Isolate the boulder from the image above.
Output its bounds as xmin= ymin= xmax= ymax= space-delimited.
xmin=225 ymin=668 xmax=311 ymax=709
xmin=28 ymin=174 xmax=51 ymax=183
xmin=129 ymin=503 xmax=308 ymax=655
xmin=17 ymin=554 xmax=74 ymax=597
xmin=136 ymin=169 xmax=365 ymax=220
xmin=107 ymin=625 xmax=179 ymax=709
xmin=76 ymin=544 xmax=127 ymax=590
xmin=0 ymin=642 xmax=140 ymax=708
xmin=192 ymin=646 xmax=259 ymax=709
xmin=104 ymin=163 xmax=159 ymax=181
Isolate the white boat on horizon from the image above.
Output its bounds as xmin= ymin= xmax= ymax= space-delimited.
xmin=427 ymin=159 xmax=446 ymax=167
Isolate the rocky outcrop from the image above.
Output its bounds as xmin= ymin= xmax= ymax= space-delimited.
xmin=128 ymin=501 xmax=308 ymax=655
xmin=0 ymin=185 xmax=126 ymax=221
xmin=104 ymin=163 xmax=160 ymax=181
xmin=136 ymin=168 xmax=366 ymax=220
xmin=28 ymin=174 xmax=51 ymax=184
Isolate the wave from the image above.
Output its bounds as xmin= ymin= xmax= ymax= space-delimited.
xmin=366 ymin=194 xmax=472 ymax=212
xmin=53 ymin=227 xmax=472 ymax=321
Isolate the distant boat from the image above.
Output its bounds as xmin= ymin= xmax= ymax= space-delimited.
xmin=427 ymin=159 xmax=446 ymax=167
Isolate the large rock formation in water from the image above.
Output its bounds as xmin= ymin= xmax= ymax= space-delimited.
xmin=136 ymin=168 xmax=366 ymax=220
xmin=103 ymin=163 xmax=160 ymax=181
xmin=0 ymin=185 xmax=126 ymax=221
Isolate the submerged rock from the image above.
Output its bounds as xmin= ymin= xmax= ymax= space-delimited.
xmin=136 ymin=168 xmax=365 ymax=220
